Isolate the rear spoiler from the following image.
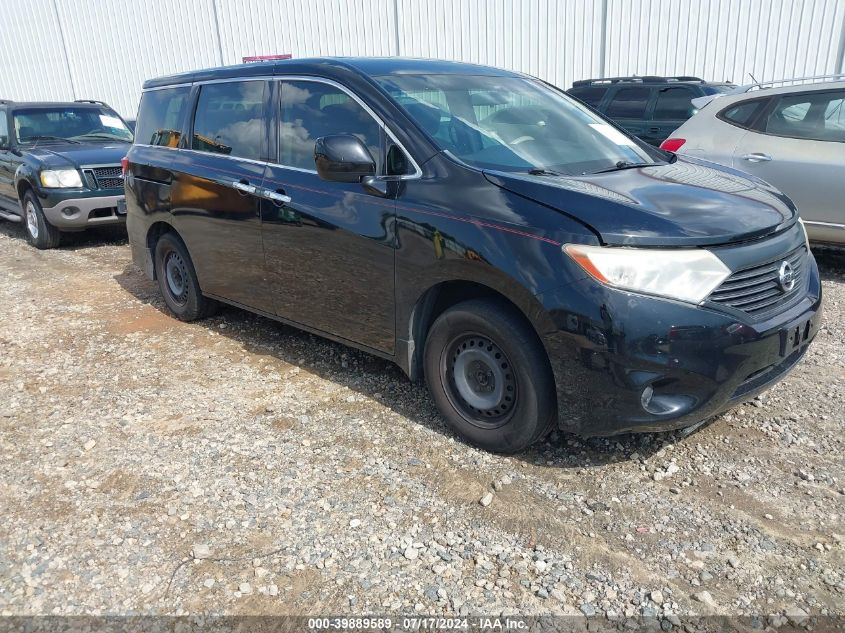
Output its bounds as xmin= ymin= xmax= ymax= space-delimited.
xmin=691 ymin=94 xmax=722 ymax=110
xmin=691 ymin=86 xmax=746 ymax=111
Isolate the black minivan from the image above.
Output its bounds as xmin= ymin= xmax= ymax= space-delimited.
xmin=125 ymin=58 xmax=821 ymax=453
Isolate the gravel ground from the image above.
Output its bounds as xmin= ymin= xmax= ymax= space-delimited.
xmin=0 ymin=222 xmax=843 ymax=624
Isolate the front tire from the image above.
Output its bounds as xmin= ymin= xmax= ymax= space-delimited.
xmin=424 ymin=298 xmax=556 ymax=453
xmin=22 ymin=191 xmax=61 ymax=249
xmin=154 ymin=232 xmax=217 ymax=321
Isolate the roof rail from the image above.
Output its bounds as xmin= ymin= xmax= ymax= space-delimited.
xmin=75 ymin=99 xmax=112 ymax=107
xmin=0 ymin=99 xmax=14 ymax=105
xmin=740 ymin=73 xmax=845 ymax=92
xmin=572 ymin=75 xmax=707 ymax=87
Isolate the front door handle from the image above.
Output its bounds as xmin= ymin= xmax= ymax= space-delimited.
xmin=263 ymin=189 xmax=291 ymax=205
xmin=232 ymin=180 xmax=256 ymax=194
xmin=742 ymin=153 xmax=772 ymax=163
xmin=649 ymin=126 xmax=661 ymax=133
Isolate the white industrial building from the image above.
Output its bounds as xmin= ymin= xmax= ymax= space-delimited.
xmin=1 ymin=0 xmax=843 ymax=117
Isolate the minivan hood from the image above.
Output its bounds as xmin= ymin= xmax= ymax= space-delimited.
xmin=25 ymin=143 xmax=130 ymax=169
xmin=484 ymin=157 xmax=797 ymax=246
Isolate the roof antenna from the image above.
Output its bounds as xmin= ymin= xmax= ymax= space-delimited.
xmin=748 ymin=72 xmax=760 ymax=86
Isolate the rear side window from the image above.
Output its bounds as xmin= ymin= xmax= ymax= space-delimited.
xmin=764 ymin=90 xmax=845 ymax=142
xmin=568 ymin=86 xmax=609 ymax=108
xmin=605 ymin=87 xmax=651 ymax=119
xmin=278 ymin=80 xmax=383 ymax=171
xmin=719 ymin=99 xmax=767 ymax=129
xmin=653 ymin=87 xmax=696 ymax=120
xmin=135 ymin=87 xmax=189 ymax=147
xmin=191 ymin=81 xmax=266 ymax=160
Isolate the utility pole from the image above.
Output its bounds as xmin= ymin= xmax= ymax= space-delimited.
xmin=211 ymin=0 xmax=225 ymax=65
xmin=599 ymin=0 xmax=608 ymax=78
xmin=392 ymin=0 xmax=402 ymax=57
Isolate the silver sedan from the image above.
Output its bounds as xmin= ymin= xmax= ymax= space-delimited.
xmin=662 ymin=77 xmax=845 ymax=247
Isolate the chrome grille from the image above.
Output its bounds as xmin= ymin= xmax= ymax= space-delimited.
xmin=709 ymin=246 xmax=806 ymax=316
xmin=84 ymin=165 xmax=123 ymax=190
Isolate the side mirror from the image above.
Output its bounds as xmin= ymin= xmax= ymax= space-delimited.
xmin=314 ymin=134 xmax=376 ymax=183
xmin=0 ymin=135 xmax=9 ymax=150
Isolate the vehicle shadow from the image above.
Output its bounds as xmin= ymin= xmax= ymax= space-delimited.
xmin=0 ymin=218 xmax=127 ymax=249
xmin=113 ymin=263 xmax=683 ymax=470
xmin=813 ymin=246 xmax=845 ymax=281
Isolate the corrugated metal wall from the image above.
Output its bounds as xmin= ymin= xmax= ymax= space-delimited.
xmin=1 ymin=0 xmax=843 ymax=117
xmin=604 ymin=0 xmax=845 ymax=84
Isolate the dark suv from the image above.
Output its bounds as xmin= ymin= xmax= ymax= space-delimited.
xmin=125 ymin=58 xmax=820 ymax=453
xmin=567 ymin=76 xmax=734 ymax=145
xmin=0 ymin=99 xmax=133 ymax=248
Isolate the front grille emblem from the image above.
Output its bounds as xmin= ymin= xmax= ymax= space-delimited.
xmin=778 ymin=261 xmax=796 ymax=292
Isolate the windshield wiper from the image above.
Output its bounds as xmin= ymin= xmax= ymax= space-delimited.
xmin=590 ymin=160 xmax=659 ymax=174
xmin=24 ymin=135 xmax=81 ymax=144
xmin=75 ymin=134 xmax=130 ymax=142
xmin=527 ymin=167 xmax=567 ymax=177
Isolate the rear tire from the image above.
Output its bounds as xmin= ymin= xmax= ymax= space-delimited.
xmin=423 ymin=298 xmax=556 ymax=453
xmin=154 ymin=232 xmax=217 ymax=321
xmin=22 ymin=190 xmax=61 ymax=249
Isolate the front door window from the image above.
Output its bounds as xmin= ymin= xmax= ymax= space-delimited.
xmin=279 ymin=81 xmax=383 ymax=172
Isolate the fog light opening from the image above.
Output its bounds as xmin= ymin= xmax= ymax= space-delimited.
xmin=640 ymin=380 xmax=697 ymax=417
xmin=61 ymin=206 xmax=80 ymax=218
xmin=640 ymin=385 xmax=654 ymax=411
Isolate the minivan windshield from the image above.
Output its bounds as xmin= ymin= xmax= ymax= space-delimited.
xmin=13 ymin=106 xmax=133 ymax=144
xmin=375 ymin=74 xmax=662 ymax=175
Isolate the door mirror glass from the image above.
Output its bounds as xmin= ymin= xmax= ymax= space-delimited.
xmin=314 ymin=134 xmax=376 ymax=183
xmin=0 ymin=135 xmax=9 ymax=150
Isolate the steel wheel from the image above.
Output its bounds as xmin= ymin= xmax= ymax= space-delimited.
xmin=441 ymin=333 xmax=517 ymax=429
xmin=25 ymin=200 xmax=39 ymax=239
xmin=164 ymin=250 xmax=189 ymax=305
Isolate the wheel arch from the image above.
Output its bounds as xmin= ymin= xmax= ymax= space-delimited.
xmin=145 ymin=220 xmax=183 ymax=280
xmin=399 ymin=273 xmax=557 ymax=384
xmin=16 ymin=176 xmax=35 ymax=203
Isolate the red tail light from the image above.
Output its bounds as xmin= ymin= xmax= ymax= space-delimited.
xmin=660 ymin=138 xmax=686 ymax=152
xmin=121 ymin=156 xmax=129 ymax=175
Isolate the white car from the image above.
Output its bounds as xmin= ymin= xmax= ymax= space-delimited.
xmin=662 ymin=76 xmax=845 ymax=247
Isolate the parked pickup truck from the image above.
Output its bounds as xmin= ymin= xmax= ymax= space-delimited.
xmin=0 ymin=99 xmax=133 ymax=248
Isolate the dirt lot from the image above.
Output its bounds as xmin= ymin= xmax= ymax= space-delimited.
xmin=0 ymin=222 xmax=843 ymax=624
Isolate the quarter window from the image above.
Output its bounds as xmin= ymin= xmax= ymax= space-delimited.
xmin=191 ymin=81 xmax=266 ymax=160
xmin=278 ymin=80 xmax=383 ymax=171
xmin=824 ymin=97 xmax=845 ymax=135
xmin=135 ymin=87 xmax=189 ymax=147
xmin=764 ymin=90 xmax=845 ymax=142
xmin=605 ymin=87 xmax=652 ymax=119
xmin=653 ymin=87 xmax=696 ymax=120
xmin=720 ymin=100 xmax=766 ymax=128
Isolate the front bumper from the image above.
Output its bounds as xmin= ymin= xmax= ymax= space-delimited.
xmin=40 ymin=191 xmax=126 ymax=229
xmin=539 ymin=254 xmax=822 ymax=437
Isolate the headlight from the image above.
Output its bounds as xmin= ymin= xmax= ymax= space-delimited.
xmin=40 ymin=169 xmax=83 ymax=188
xmin=564 ymin=244 xmax=731 ymax=304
